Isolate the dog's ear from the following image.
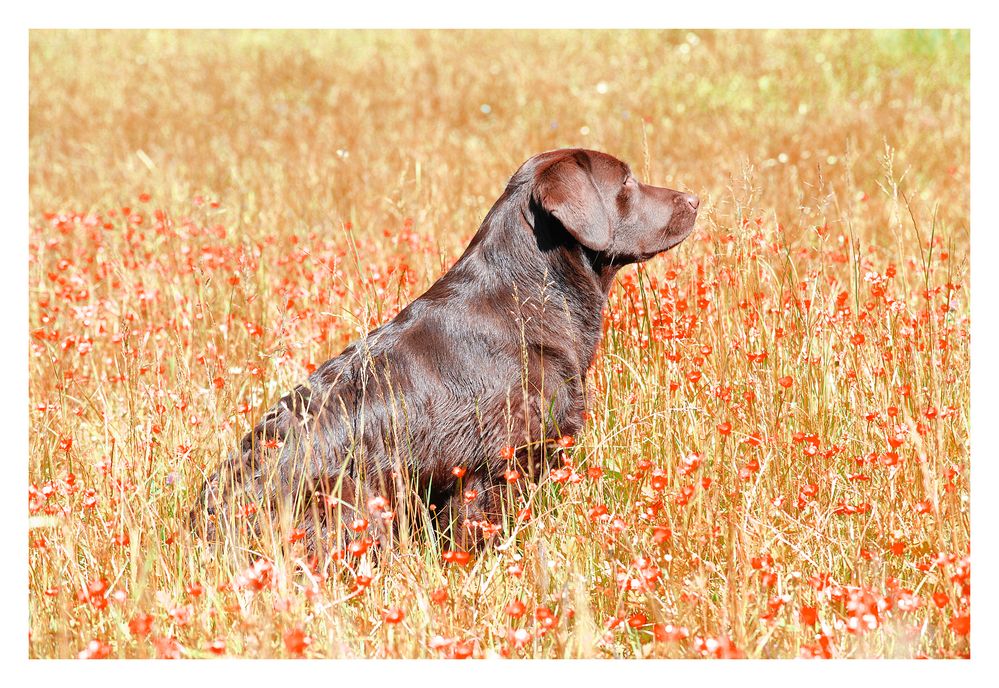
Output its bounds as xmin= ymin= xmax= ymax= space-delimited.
xmin=533 ymin=154 xmax=613 ymax=251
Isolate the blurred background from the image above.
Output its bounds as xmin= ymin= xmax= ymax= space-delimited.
xmin=30 ymin=30 xmax=969 ymax=245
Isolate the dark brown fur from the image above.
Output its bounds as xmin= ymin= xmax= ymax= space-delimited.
xmin=192 ymin=149 xmax=698 ymax=554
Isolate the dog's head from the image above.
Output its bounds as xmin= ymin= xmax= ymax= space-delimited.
xmin=525 ymin=148 xmax=698 ymax=263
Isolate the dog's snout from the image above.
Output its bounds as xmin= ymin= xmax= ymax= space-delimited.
xmin=683 ymin=193 xmax=699 ymax=211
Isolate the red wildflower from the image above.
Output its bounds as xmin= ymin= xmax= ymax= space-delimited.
xmin=443 ymin=550 xmax=472 ymax=566
xmin=284 ymin=627 xmax=312 ymax=656
xmin=800 ymin=605 xmax=818 ymax=626
xmin=78 ymin=639 xmax=111 ymax=659
xmin=505 ymin=598 xmax=526 ymax=618
xmin=949 ymin=614 xmax=970 ymax=637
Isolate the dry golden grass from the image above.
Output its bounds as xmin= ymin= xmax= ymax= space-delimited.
xmin=28 ymin=29 xmax=970 ymax=659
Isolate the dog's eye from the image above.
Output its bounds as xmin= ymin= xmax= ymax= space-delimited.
xmin=623 ymin=176 xmax=636 ymax=188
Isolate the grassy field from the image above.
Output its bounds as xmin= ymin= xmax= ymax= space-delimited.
xmin=28 ymin=29 xmax=970 ymax=659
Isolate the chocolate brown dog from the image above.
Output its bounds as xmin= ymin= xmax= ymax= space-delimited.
xmin=194 ymin=148 xmax=698 ymax=554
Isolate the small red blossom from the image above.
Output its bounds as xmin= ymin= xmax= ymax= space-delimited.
xmin=443 ymin=550 xmax=472 ymax=566
xmin=79 ymin=639 xmax=111 ymax=659
xmin=505 ymin=598 xmax=526 ymax=618
xmin=535 ymin=606 xmax=557 ymax=629
xmin=652 ymin=525 xmax=672 ymax=545
xmin=347 ymin=538 xmax=372 ymax=557
xmin=128 ymin=613 xmax=154 ymax=638
xmin=383 ymin=607 xmax=405 ymax=624
xmin=949 ymin=614 xmax=970 ymax=637
xmin=627 ymin=613 xmax=647 ymax=628
xmin=800 ymin=605 xmax=818 ymax=626
xmin=284 ymin=627 xmax=312 ymax=656
xmin=450 ymin=640 xmax=475 ymax=659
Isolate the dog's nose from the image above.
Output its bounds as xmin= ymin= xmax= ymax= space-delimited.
xmin=683 ymin=194 xmax=699 ymax=211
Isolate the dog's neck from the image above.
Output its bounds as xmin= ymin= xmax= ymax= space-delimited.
xmin=444 ymin=187 xmax=623 ymax=373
